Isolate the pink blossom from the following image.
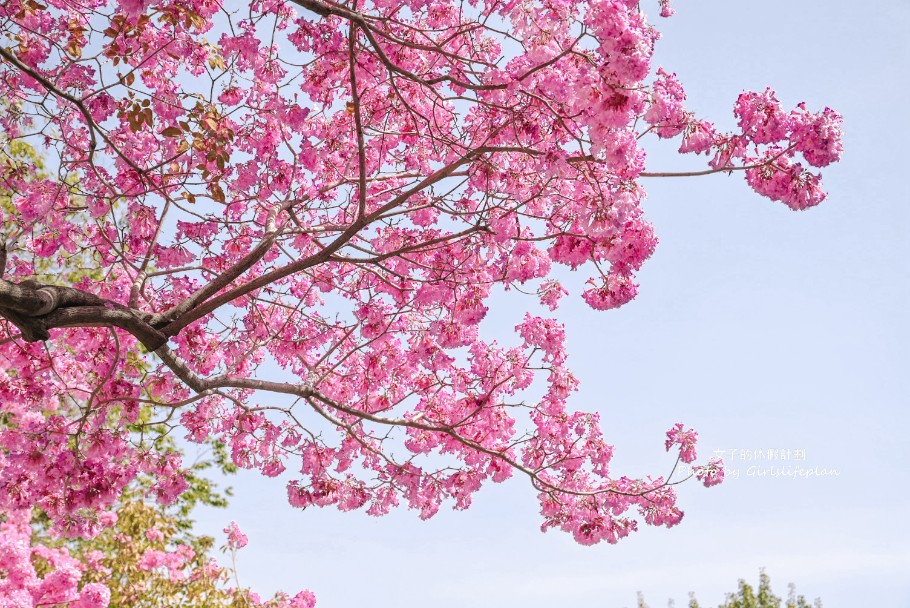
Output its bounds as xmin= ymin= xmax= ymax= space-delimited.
xmin=71 ymin=583 xmax=111 ymax=608
xmin=678 ymin=120 xmax=716 ymax=155
xmin=539 ymin=280 xmax=569 ymax=310
xmin=219 ymin=87 xmax=246 ymax=105
xmin=694 ymin=458 xmax=725 ymax=487
xmin=665 ymin=423 xmax=698 ymax=463
xmin=734 ymin=88 xmax=791 ymax=145
xmin=86 ymin=93 xmax=116 ymax=122
xmin=224 ymin=521 xmax=249 ymax=549
xmin=118 ymin=0 xmax=150 ymax=19
xmin=644 ymin=68 xmax=688 ymax=138
xmin=602 ymin=217 xmax=658 ymax=272
xmin=582 ymin=271 xmax=638 ymax=310
xmin=790 ymin=105 xmax=844 ymax=167
xmin=745 ymin=156 xmax=827 ymax=211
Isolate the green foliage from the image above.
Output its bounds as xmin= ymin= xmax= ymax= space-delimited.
xmin=72 ymin=500 xmax=246 ymax=608
xmin=717 ymin=570 xmax=819 ymax=608
xmin=0 ymin=136 xmax=46 ymax=215
xmin=636 ymin=571 xmax=821 ymax=608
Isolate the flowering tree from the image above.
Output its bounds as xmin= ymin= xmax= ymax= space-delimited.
xmin=0 ymin=0 xmax=841 ymax=604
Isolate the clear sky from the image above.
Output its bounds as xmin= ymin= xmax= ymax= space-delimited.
xmin=193 ymin=1 xmax=910 ymax=606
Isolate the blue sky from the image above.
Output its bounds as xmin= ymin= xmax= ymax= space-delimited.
xmin=193 ymin=1 xmax=910 ymax=606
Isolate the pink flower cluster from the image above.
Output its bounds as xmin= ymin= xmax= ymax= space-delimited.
xmin=223 ymin=521 xmax=249 ymax=550
xmin=644 ymin=69 xmax=688 ymax=138
xmin=665 ymin=423 xmax=699 ymax=463
xmin=137 ymin=545 xmax=196 ymax=582
xmin=582 ymin=272 xmax=639 ymax=311
xmin=694 ymin=458 xmax=725 ymax=488
xmin=0 ymin=510 xmax=111 ymax=607
xmin=668 ymin=87 xmax=843 ymax=210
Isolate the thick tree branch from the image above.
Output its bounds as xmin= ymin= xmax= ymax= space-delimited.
xmin=0 ymin=278 xmax=166 ymax=349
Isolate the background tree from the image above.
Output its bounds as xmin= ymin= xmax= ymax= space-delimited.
xmin=636 ymin=571 xmax=821 ymax=608
xmin=714 ymin=571 xmax=820 ymax=608
xmin=0 ymin=0 xmax=841 ymax=604
xmin=27 ymin=441 xmax=263 ymax=608
xmin=3 ymin=475 xmax=315 ymax=608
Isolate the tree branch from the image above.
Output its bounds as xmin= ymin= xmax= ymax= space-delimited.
xmin=0 ymin=278 xmax=166 ymax=349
